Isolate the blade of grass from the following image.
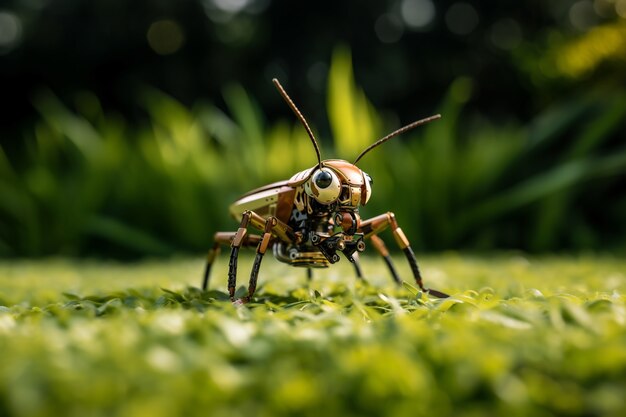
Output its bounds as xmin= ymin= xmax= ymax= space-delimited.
xmin=456 ymin=150 xmax=626 ymax=238
xmin=86 ymin=216 xmax=174 ymax=256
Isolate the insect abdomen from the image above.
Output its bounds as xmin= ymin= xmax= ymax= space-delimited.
xmin=229 ymin=185 xmax=296 ymax=224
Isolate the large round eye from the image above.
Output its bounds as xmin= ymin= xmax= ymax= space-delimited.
xmin=304 ymin=168 xmax=341 ymax=204
xmin=362 ymin=172 xmax=373 ymax=205
xmin=315 ymin=171 xmax=333 ymax=188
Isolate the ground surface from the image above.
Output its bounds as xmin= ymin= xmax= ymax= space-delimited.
xmin=1 ymin=254 xmax=625 ymax=417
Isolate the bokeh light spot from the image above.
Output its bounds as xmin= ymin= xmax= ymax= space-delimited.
xmin=213 ymin=0 xmax=251 ymax=14
xmin=616 ymin=0 xmax=626 ymax=18
xmin=214 ymin=16 xmax=256 ymax=45
xmin=147 ymin=19 xmax=185 ymax=55
xmin=490 ymin=19 xmax=522 ymax=50
xmin=401 ymin=0 xmax=436 ymax=30
xmin=593 ymin=0 xmax=614 ymax=18
xmin=569 ymin=1 xmax=598 ymax=31
xmin=445 ymin=2 xmax=479 ymax=36
xmin=375 ymin=13 xmax=404 ymax=44
xmin=0 ymin=11 xmax=23 ymax=54
xmin=553 ymin=23 xmax=626 ymax=79
xmin=204 ymin=0 xmax=268 ymax=22
xmin=450 ymin=76 xmax=473 ymax=104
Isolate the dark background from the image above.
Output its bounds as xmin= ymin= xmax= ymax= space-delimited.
xmin=4 ymin=0 xmax=616 ymax=143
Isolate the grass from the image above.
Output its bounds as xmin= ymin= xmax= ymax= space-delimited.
xmin=1 ymin=254 xmax=626 ymax=417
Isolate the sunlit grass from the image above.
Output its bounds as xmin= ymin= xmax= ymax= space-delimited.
xmin=1 ymin=255 xmax=625 ymax=416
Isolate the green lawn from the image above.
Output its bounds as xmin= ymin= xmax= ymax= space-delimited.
xmin=1 ymin=254 xmax=625 ymax=417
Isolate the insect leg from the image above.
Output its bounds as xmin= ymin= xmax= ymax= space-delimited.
xmin=203 ymin=238 xmax=223 ymax=290
xmin=359 ymin=212 xmax=449 ymax=298
xmin=202 ymin=232 xmax=261 ymax=290
xmin=359 ymin=213 xmax=401 ymax=285
xmin=369 ymin=235 xmax=401 ymax=285
xmin=227 ymin=212 xmax=253 ymax=300
xmin=389 ymin=215 xmax=450 ymax=298
xmin=352 ymin=252 xmax=365 ymax=281
xmin=234 ymin=212 xmax=299 ymax=303
xmin=242 ymin=217 xmax=276 ymax=302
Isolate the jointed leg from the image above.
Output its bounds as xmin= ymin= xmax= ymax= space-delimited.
xmin=359 ymin=212 xmax=449 ymax=298
xmin=202 ymin=231 xmax=260 ymax=290
xmin=369 ymin=235 xmax=401 ymax=285
xmin=242 ymin=217 xmax=276 ymax=302
xmin=203 ymin=241 xmax=221 ymax=290
xmin=352 ymin=252 xmax=365 ymax=281
xmin=227 ymin=212 xmax=253 ymax=300
xmin=228 ymin=210 xmax=299 ymax=302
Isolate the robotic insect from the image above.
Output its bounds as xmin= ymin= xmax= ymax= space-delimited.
xmin=202 ymin=78 xmax=449 ymax=302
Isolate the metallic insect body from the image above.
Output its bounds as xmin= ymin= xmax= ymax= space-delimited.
xmin=202 ymin=78 xmax=449 ymax=302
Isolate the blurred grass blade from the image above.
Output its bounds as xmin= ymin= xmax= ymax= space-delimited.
xmin=86 ymin=216 xmax=174 ymax=256
xmin=457 ymin=150 xmax=626 ymax=234
xmin=526 ymin=98 xmax=594 ymax=149
xmin=531 ymin=96 xmax=626 ymax=249
xmin=567 ymin=95 xmax=626 ymax=158
xmin=32 ymin=90 xmax=102 ymax=158
xmin=328 ymin=45 xmax=380 ymax=158
xmin=222 ymin=83 xmax=266 ymax=179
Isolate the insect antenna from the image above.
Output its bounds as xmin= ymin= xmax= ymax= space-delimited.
xmin=272 ymin=78 xmax=323 ymax=170
xmin=353 ymin=114 xmax=441 ymax=165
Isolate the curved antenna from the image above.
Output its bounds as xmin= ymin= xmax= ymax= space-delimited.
xmin=272 ymin=78 xmax=322 ymax=170
xmin=353 ymin=114 xmax=441 ymax=165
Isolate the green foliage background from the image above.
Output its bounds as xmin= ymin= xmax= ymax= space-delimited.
xmin=2 ymin=0 xmax=626 ymax=257
xmin=2 ymin=46 xmax=625 ymax=257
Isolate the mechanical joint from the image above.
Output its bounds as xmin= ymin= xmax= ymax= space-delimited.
xmin=257 ymin=233 xmax=271 ymax=254
xmin=392 ymin=227 xmax=410 ymax=249
xmin=232 ymin=227 xmax=247 ymax=247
